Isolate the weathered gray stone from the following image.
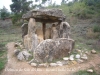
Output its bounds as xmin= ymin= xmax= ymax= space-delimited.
xmin=33 ymin=38 xmax=75 ymax=63
xmin=28 ymin=18 xmax=36 ymax=35
xmin=17 ymin=52 xmax=25 ymax=60
xmin=22 ymin=9 xmax=66 ymax=23
xmin=14 ymin=49 xmax=20 ymax=56
xmin=59 ymin=22 xmax=70 ymax=38
xmin=21 ymin=23 xmax=28 ymax=38
xmin=17 ymin=50 xmax=31 ymax=61
xmin=21 ymin=50 xmax=31 ymax=60
xmin=51 ymin=24 xmax=59 ymax=39
xmin=23 ymin=18 xmax=37 ymax=50
xmin=31 ymin=33 xmax=39 ymax=52
xmin=23 ymin=34 xmax=31 ymax=50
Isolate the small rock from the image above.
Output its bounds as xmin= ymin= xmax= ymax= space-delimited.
xmin=70 ymin=55 xmax=74 ymax=58
xmin=91 ymin=50 xmax=97 ymax=54
xmin=56 ymin=61 xmax=62 ymax=64
xmin=57 ymin=63 xmax=63 ymax=66
xmin=87 ymin=69 xmax=93 ymax=73
xmin=14 ymin=43 xmax=19 ymax=47
xmin=63 ymin=57 xmax=69 ymax=61
xmin=75 ymin=54 xmax=81 ymax=59
xmin=39 ymin=63 xmax=49 ymax=67
xmin=76 ymin=49 xmax=81 ymax=53
xmin=62 ymin=61 xmax=68 ymax=65
xmin=69 ymin=55 xmax=74 ymax=61
xmin=14 ymin=49 xmax=20 ymax=56
xmin=85 ymin=51 xmax=90 ymax=55
xmin=56 ymin=61 xmax=63 ymax=66
xmin=76 ymin=59 xmax=84 ymax=63
xmin=17 ymin=52 xmax=25 ymax=60
xmin=81 ymin=54 xmax=88 ymax=60
xmin=21 ymin=50 xmax=31 ymax=60
xmin=50 ymin=63 xmax=57 ymax=67
xmin=39 ymin=63 xmax=45 ymax=67
xmin=31 ymin=63 xmax=37 ymax=67
xmin=69 ymin=57 xmax=74 ymax=61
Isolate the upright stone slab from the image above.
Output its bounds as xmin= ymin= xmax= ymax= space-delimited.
xmin=21 ymin=23 xmax=28 ymax=38
xmin=31 ymin=33 xmax=39 ymax=52
xmin=23 ymin=18 xmax=37 ymax=50
xmin=59 ymin=22 xmax=70 ymax=38
xmin=51 ymin=24 xmax=59 ymax=39
xmin=28 ymin=18 xmax=36 ymax=36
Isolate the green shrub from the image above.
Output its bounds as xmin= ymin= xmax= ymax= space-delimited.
xmin=93 ymin=25 xmax=100 ymax=32
xmin=11 ymin=13 xmax=22 ymax=24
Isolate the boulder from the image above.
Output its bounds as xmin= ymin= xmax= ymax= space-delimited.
xmin=17 ymin=52 xmax=25 ymax=60
xmin=33 ymin=38 xmax=75 ymax=63
xmin=17 ymin=50 xmax=31 ymax=61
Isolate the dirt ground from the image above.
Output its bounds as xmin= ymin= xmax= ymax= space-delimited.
xmin=1 ymin=42 xmax=100 ymax=75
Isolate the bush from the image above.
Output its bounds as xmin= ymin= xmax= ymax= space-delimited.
xmin=11 ymin=13 xmax=22 ymax=24
xmin=93 ymin=25 xmax=100 ymax=32
xmin=86 ymin=28 xmax=100 ymax=38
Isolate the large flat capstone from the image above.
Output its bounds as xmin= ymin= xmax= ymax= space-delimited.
xmin=22 ymin=9 xmax=66 ymax=23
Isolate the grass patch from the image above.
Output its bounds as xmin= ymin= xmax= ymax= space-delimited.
xmin=0 ymin=50 xmax=7 ymax=75
xmin=73 ymin=70 xmax=99 ymax=75
xmin=0 ymin=25 xmax=21 ymax=73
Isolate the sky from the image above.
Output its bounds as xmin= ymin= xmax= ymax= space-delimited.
xmin=0 ymin=0 xmax=73 ymax=12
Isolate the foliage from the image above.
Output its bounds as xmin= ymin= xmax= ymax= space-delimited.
xmin=0 ymin=51 xmax=7 ymax=71
xmin=11 ymin=13 xmax=22 ymax=24
xmin=10 ymin=0 xmax=33 ymax=24
xmin=93 ymin=25 xmax=100 ymax=32
xmin=0 ymin=6 xmax=10 ymax=20
xmin=58 ymin=0 xmax=100 ymax=19
xmin=10 ymin=0 xmax=33 ymax=14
